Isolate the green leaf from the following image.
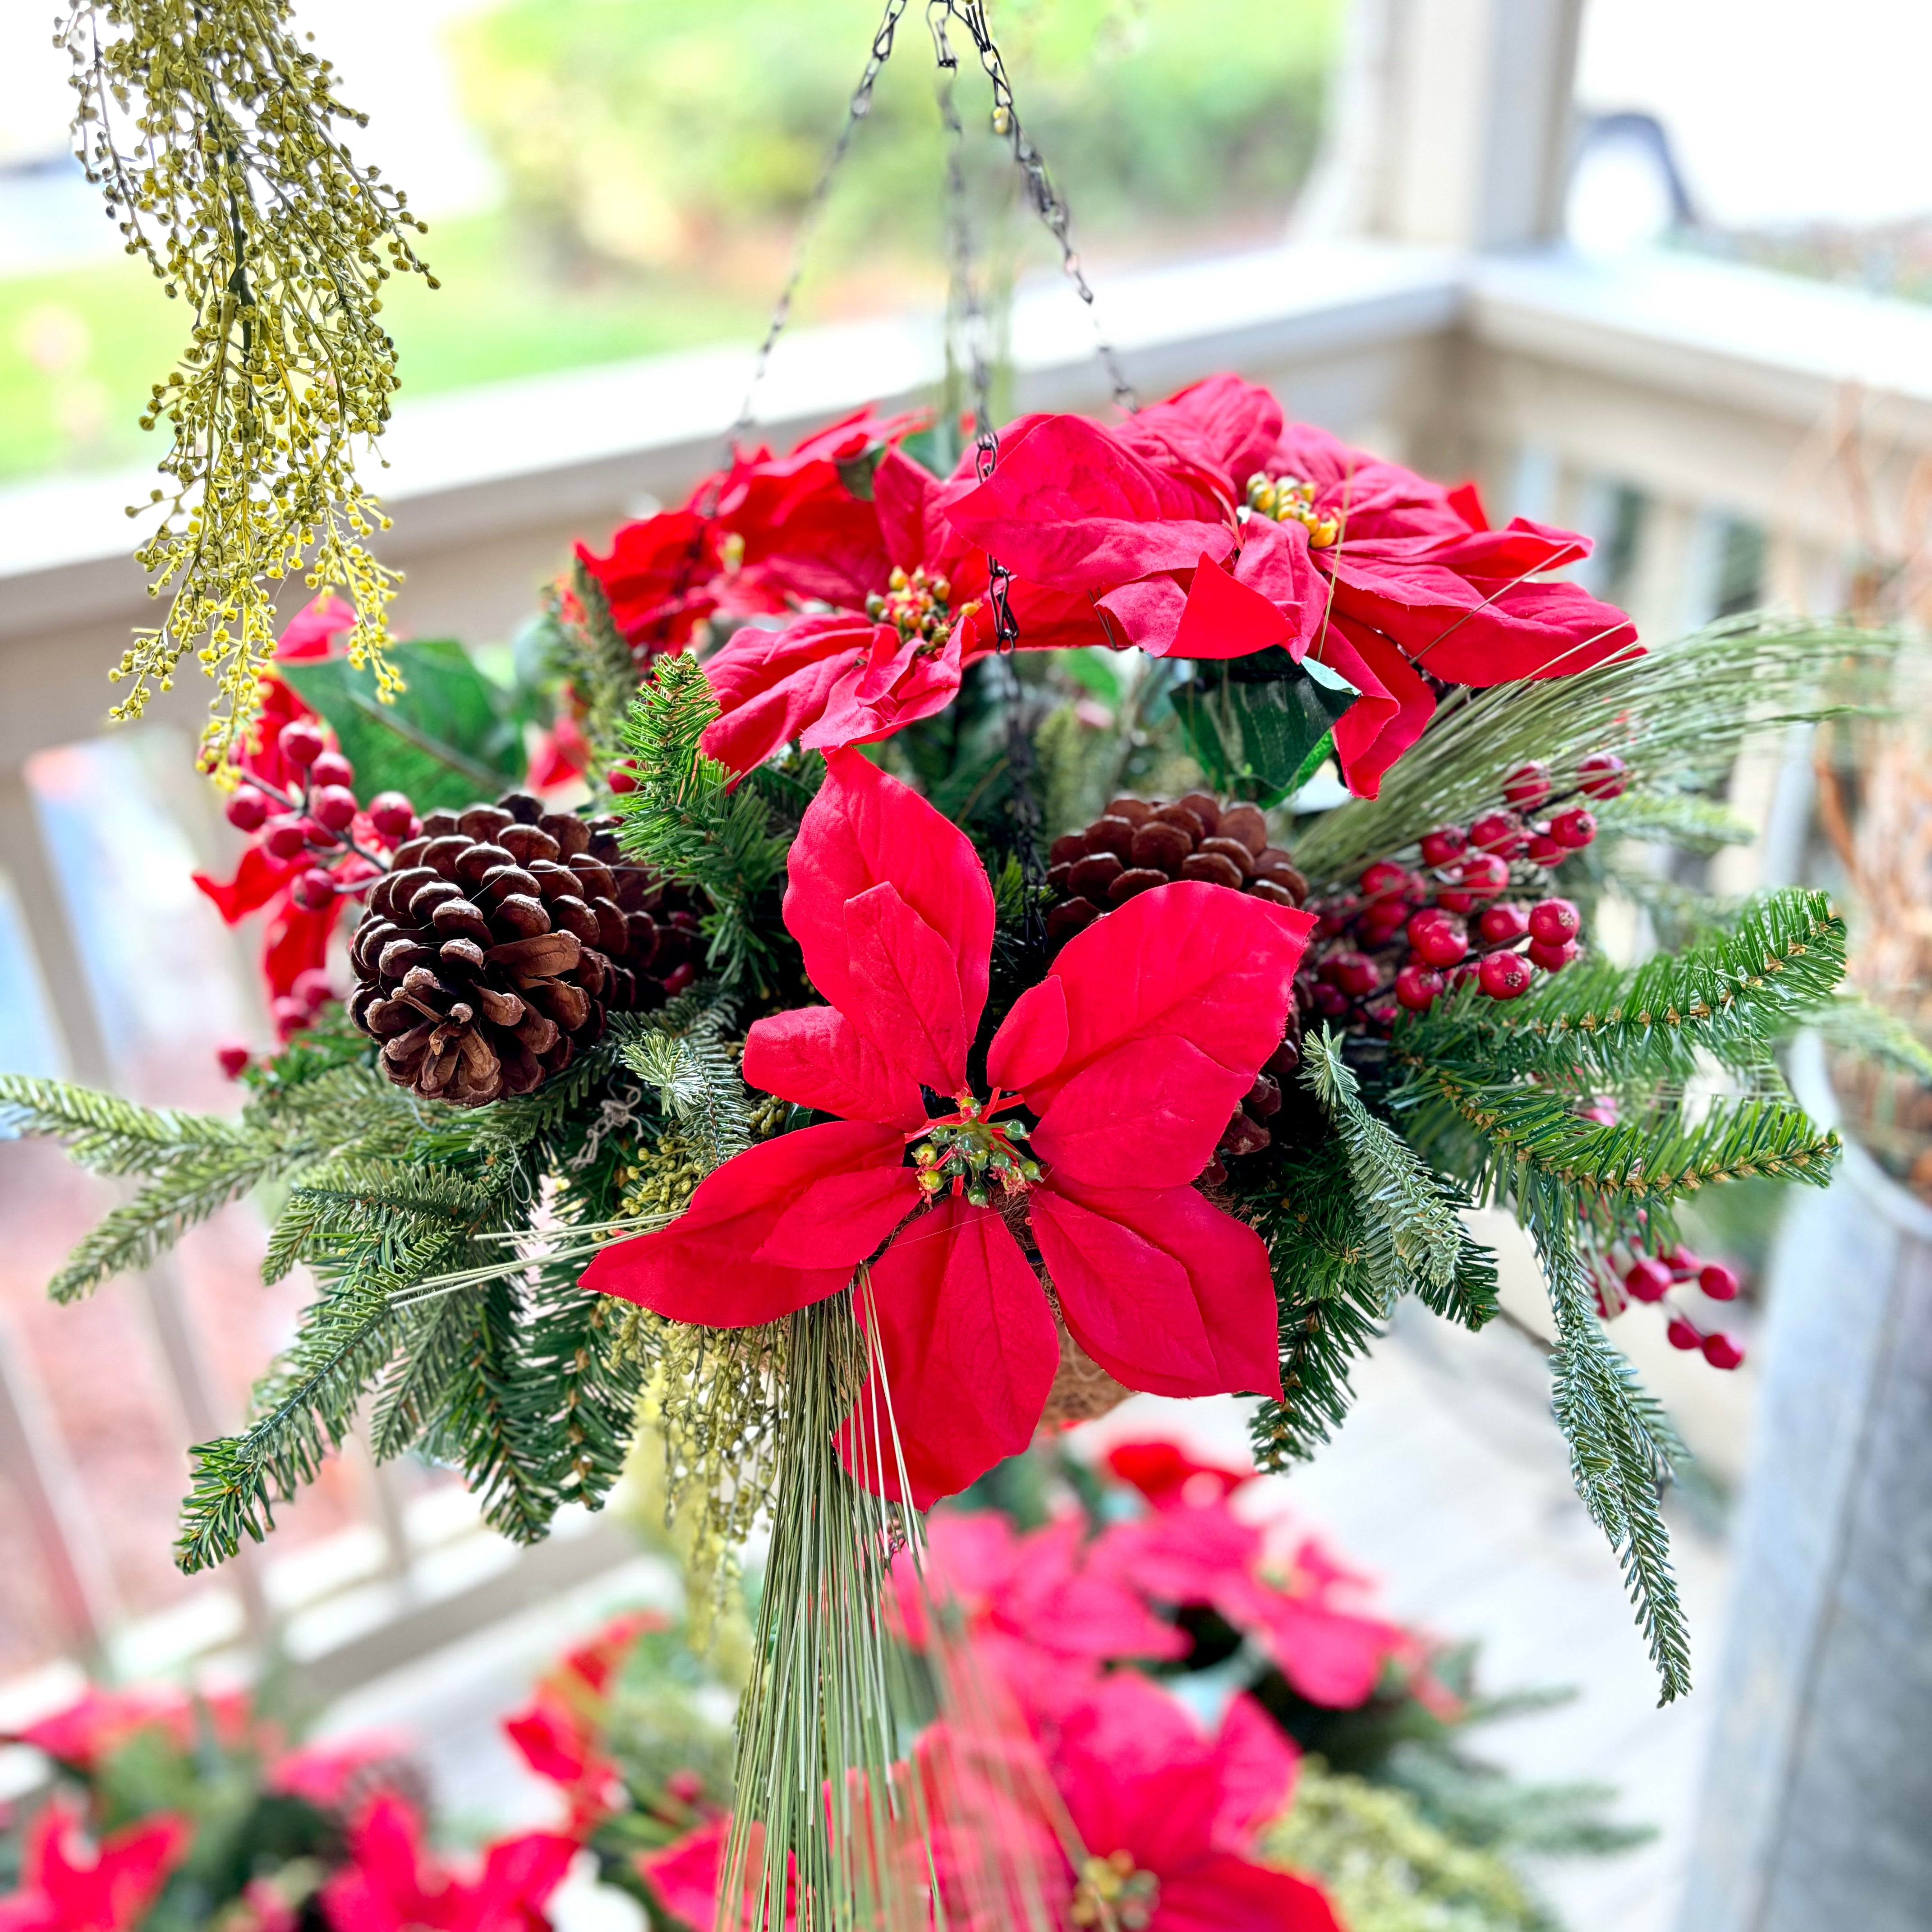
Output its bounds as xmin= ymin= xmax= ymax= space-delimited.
xmin=1173 ymin=649 xmax=1355 ymax=805
xmin=280 ymin=639 xmax=526 ymax=810
xmin=1061 ymin=649 xmax=1123 ymax=704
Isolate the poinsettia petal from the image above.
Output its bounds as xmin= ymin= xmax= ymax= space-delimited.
xmin=943 ymin=414 xmax=1234 ymax=592
xmin=873 ymin=446 xmax=970 ymax=578
xmin=1209 ymin=1693 xmax=1300 ymax=1848
xmin=699 ymin=615 xmax=874 ymax=773
xmin=985 ymin=977 xmax=1068 ymax=1094
xmin=840 ymin=1195 xmax=1058 ymax=1508
xmin=193 ymin=845 xmax=299 ymax=924
xmin=799 ymin=627 xmax=964 ymax=755
xmin=842 ymin=881 xmax=972 ymax=1094
xmin=1030 ymin=1180 xmax=1283 ymax=1399
xmin=784 ymin=749 xmax=995 ymax=1053
xmin=752 ymin=1163 xmax=923 ymax=1270
xmin=1118 ymin=374 xmax=1284 ymax=499
xmin=1031 ymin=1033 xmax=1245 ymax=1190
xmin=1095 ymin=573 xmax=1189 ymax=654
xmin=743 ymin=1006 xmax=926 ymax=1128
xmin=1157 ymin=1857 xmax=1345 ymax=1932
xmin=1426 ymin=576 xmax=1641 ymax=684
xmin=1172 ymin=549 xmax=1302 ymax=661
xmin=1019 ymin=883 xmax=1311 ymax=1175
xmin=1314 ymin=615 xmax=1436 ymax=801
xmin=580 ymin=1122 xmax=917 ymax=1325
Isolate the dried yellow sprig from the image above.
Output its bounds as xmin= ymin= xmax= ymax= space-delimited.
xmin=60 ymin=0 xmax=436 ymax=773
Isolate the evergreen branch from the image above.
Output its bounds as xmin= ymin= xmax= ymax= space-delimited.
xmin=567 ymin=557 xmax=649 ymax=769
xmin=1400 ymin=891 xmax=1847 ymax=1084
xmin=175 ymin=1223 xmax=464 ymax=1571
xmin=1592 ymin=791 xmax=1758 ymax=852
xmin=1808 ymin=990 xmax=1932 ymax=1085
xmin=0 ymin=1076 xmax=249 ymax=1177
xmin=366 ymin=1285 xmax=484 ymax=1463
xmin=1415 ymin=1069 xmax=1839 ymax=1205
xmin=1294 ymin=615 xmax=1892 ymax=887
xmin=1243 ymin=1136 xmax=1386 ymax=1469
xmin=48 ymin=1139 xmax=304 ymax=1303
xmin=262 ymin=1159 xmax=492 ymax=1285
xmin=621 ymin=991 xmax=750 ymax=1168
xmin=1524 ymin=1197 xmax=1692 ymax=1702
xmin=612 ymin=655 xmax=787 ymax=988
xmin=1301 ymin=1028 xmax=1467 ymax=1307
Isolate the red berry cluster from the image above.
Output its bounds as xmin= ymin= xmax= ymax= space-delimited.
xmin=222 ymin=719 xmax=423 ymax=1041
xmin=1299 ymin=754 xmax=1627 ymax=1035
xmin=1595 ymin=1240 xmax=1747 ymax=1371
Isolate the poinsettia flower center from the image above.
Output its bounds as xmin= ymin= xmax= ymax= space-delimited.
xmin=864 ymin=565 xmax=954 ymax=650
xmin=907 ymin=1089 xmax=1040 ymax=1208
xmin=1243 ymin=470 xmax=1341 ymax=548
xmin=1070 ymin=1849 xmax=1160 ymax=1930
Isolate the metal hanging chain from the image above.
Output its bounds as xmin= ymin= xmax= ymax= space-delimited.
xmin=944 ymin=0 xmax=1137 ymax=416
xmin=728 ymin=0 xmax=914 ymax=451
xmin=928 ymin=0 xmax=1018 ymax=653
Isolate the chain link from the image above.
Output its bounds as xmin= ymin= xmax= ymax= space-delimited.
xmin=729 ymin=0 xmax=913 ymax=450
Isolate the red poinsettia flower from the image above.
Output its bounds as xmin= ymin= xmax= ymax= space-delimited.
xmin=635 ymin=1818 xmax=800 ymax=1932
xmin=8 ymin=1687 xmax=194 ymax=1773
xmin=1103 ymin=1438 xmax=1256 ymax=1511
xmin=0 ymin=1799 xmax=189 ymax=1932
xmin=943 ymin=379 xmax=1638 ymax=798
xmin=699 ymin=439 xmax=1106 ymax=774
xmin=318 ymin=1795 xmax=575 ymax=1932
xmin=503 ymin=1612 xmax=663 ymax=1829
xmin=893 ymin=1509 xmax=1186 ymax=1670
xmin=582 ymin=751 xmax=1310 ymax=1504
xmin=575 ymin=408 xmax=927 ymax=658
xmin=1092 ymin=1496 xmax=1413 ymax=1709
xmin=1026 ymin=1674 xmax=1342 ymax=1932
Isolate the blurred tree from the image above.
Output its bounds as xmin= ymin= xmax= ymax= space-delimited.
xmin=448 ymin=0 xmax=1339 ymax=284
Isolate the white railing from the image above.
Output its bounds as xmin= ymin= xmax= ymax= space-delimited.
xmin=2 ymin=231 xmax=1929 ymax=1717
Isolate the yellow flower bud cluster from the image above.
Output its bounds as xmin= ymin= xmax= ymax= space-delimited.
xmin=60 ymin=0 xmax=435 ymax=773
xmin=1245 ymin=471 xmax=1342 ymax=549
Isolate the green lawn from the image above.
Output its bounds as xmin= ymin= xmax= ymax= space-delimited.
xmin=0 ymin=212 xmax=768 ymax=487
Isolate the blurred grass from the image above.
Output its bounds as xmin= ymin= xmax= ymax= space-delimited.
xmin=0 ymin=0 xmax=1338 ymax=488
xmin=0 ymin=211 xmax=768 ymax=485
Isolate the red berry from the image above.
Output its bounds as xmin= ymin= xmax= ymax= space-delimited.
xmin=1503 ymin=761 xmax=1552 ymax=810
xmin=1396 ymin=963 xmax=1445 ymax=1011
xmin=308 ymin=750 xmax=354 ymax=790
xmin=309 ymin=784 xmax=358 ymax=832
xmin=1324 ymin=950 xmax=1379 ymax=998
xmin=291 ymin=867 xmax=337 ymax=911
xmin=1550 ymin=807 xmax=1597 ymax=849
xmin=1420 ymin=825 xmax=1468 ymax=867
xmin=1702 ymin=1332 xmax=1746 ymax=1371
xmin=290 ymin=967 xmax=333 ymax=1011
xmin=1666 ymin=1245 xmax=1701 ymax=1277
xmin=278 ymin=719 xmax=326 ymax=770
xmin=1578 ymin=751 xmax=1628 ymax=800
xmin=1457 ymin=853 xmax=1510 ymax=898
xmin=661 ymin=961 xmax=697 ymax=998
xmin=1478 ymin=902 xmax=1530 ymax=944
xmin=1528 ymin=897 xmax=1581 ymax=945
xmin=1366 ymin=998 xmax=1399 ymax=1029
xmin=1435 ymin=888 xmax=1475 ymax=914
xmin=1527 ymin=938 xmax=1579 ymax=973
xmin=607 ymin=765 xmax=639 ymax=795
xmin=1360 ymin=860 xmax=1409 ymax=902
xmin=1411 ymin=915 xmax=1469 ymax=968
xmin=263 ymin=813 xmax=310 ymax=860
xmin=367 ymin=791 xmax=416 ymax=839
xmin=216 ymin=1043 xmax=252 ymax=1080
xmin=1478 ymin=950 xmax=1533 ymax=999
xmin=1470 ymin=810 xmax=1525 ymax=859
xmin=1311 ymin=982 xmax=1350 ymax=1018
xmin=1698 ymin=1262 xmax=1741 ymax=1302
xmin=1449 ymin=963 xmax=1482 ymax=991
xmin=1625 ymin=1257 xmax=1673 ymax=1303
xmin=1666 ymin=1317 xmax=1702 ymax=1351
xmin=1316 ymin=900 xmax=1356 ymax=938
xmin=1526 ymin=832 xmax=1567 ymax=868
xmin=225 ymin=787 xmax=271 ymax=832
xmin=1579 ymin=1097 xmax=1619 ymax=1126
xmin=271 ymin=995 xmax=311 ymax=1040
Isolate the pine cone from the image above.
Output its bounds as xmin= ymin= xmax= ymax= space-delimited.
xmin=347 ymin=792 xmax=704 ymax=1107
xmin=1044 ymin=791 xmax=1310 ymax=948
